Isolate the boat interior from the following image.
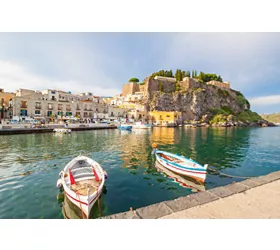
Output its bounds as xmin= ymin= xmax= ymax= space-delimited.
xmin=158 ymin=153 xmax=183 ymax=164
xmin=70 ymin=179 xmax=100 ymax=196
xmin=67 ymin=159 xmax=102 ymax=196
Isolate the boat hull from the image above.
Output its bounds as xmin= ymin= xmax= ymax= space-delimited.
xmin=54 ymin=128 xmax=71 ymax=133
xmin=155 ymin=162 xmax=205 ymax=192
xmin=64 ymin=187 xmax=102 ymax=218
xmin=155 ymin=150 xmax=207 ymax=183
xmin=58 ymin=155 xmax=106 ymax=219
xmin=118 ymin=125 xmax=132 ymax=131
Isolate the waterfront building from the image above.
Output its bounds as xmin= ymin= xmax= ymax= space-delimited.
xmin=0 ymin=89 xmax=16 ymax=120
xmin=9 ymin=88 xmax=118 ymax=122
xmin=149 ymin=111 xmax=182 ymax=126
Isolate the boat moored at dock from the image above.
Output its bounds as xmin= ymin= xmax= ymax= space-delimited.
xmin=57 ymin=155 xmax=107 ymax=218
xmin=117 ymin=124 xmax=132 ymax=131
xmin=152 ymin=144 xmax=208 ymax=183
xmin=53 ymin=128 xmax=72 ymax=134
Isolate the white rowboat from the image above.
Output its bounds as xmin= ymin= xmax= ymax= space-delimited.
xmin=54 ymin=128 xmax=71 ymax=134
xmin=57 ymin=155 xmax=107 ymax=218
xmin=153 ymin=149 xmax=208 ymax=183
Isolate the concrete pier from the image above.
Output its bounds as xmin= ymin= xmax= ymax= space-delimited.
xmin=0 ymin=125 xmax=117 ymax=135
xmin=101 ymin=170 xmax=280 ymax=219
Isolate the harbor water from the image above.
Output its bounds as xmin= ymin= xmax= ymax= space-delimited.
xmin=0 ymin=126 xmax=280 ymax=218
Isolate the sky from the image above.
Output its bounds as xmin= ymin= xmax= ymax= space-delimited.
xmin=0 ymin=32 xmax=280 ymax=114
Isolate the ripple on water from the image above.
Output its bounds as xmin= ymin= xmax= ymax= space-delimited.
xmin=1 ymin=127 xmax=280 ymax=218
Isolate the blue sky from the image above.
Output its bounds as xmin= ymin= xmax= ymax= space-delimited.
xmin=0 ymin=33 xmax=280 ymax=113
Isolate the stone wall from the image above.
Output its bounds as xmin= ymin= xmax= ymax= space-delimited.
xmin=206 ymin=80 xmax=230 ymax=89
xmin=179 ymin=77 xmax=201 ymax=90
xmin=122 ymin=82 xmax=140 ymax=96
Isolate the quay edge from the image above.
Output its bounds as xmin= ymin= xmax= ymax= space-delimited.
xmin=100 ymin=170 xmax=280 ymax=219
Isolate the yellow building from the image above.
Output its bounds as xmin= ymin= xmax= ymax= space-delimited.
xmin=149 ymin=111 xmax=182 ymax=127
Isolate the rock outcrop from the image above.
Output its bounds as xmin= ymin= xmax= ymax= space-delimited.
xmin=142 ymin=77 xmax=275 ymax=127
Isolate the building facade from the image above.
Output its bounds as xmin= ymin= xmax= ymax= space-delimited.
xmin=149 ymin=111 xmax=182 ymax=126
xmin=10 ymin=88 xmax=118 ymax=122
xmin=122 ymin=82 xmax=140 ymax=96
xmin=0 ymin=89 xmax=16 ymax=120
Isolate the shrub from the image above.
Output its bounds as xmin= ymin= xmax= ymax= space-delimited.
xmin=237 ymin=110 xmax=262 ymax=122
xmin=159 ymin=82 xmax=163 ymax=92
xmin=210 ymin=107 xmax=232 ymax=116
xmin=209 ymin=114 xmax=227 ymax=125
xmin=218 ymin=88 xmax=230 ymax=97
xmin=128 ymin=78 xmax=139 ymax=83
xmin=175 ymin=83 xmax=181 ymax=91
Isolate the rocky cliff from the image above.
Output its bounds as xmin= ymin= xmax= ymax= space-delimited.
xmin=142 ymin=77 xmax=274 ymax=127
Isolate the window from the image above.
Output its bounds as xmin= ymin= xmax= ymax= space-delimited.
xmin=111 ymin=112 xmax=114 ymax=116
xmin=35 ymin=110 xmax=40 ymax=115
xmin=47 ymin=111 xmax=52 ymax=116
xmin=20 ymin=110 xmax=28 ymax=116
xmin=51 ymin=91 xmax=56 ymax=94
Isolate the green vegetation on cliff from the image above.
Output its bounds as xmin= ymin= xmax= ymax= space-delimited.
xmin=237 ymin=110 xmax=262 ymax=122
xmin=149 ymin=69 xmax=224 ymax=83
xmin=209 ymin=110 xmax=262 ymax=124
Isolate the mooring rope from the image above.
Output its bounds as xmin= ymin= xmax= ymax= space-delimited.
xmin=208 ymin=166 xmax=255 ymax=179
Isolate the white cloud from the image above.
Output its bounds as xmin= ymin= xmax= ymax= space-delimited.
xmin=0 ymin=60 xmax=120 ymax=96
xmin=164 ymin=33 xmax=280 ymax=92
xmin=249 ymin=95 xmax=280 ymax=106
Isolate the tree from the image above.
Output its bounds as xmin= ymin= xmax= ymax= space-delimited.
xmin=175 ymin=69 xmax=183 ymax=82
xmin=128 ymin=78 xmax=139 ymax=83
xmin=186 ymin=71 xmax=191 ymax=77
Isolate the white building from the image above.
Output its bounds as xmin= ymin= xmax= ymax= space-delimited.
xmin=10 ymin=88 xmax=113 ymax=122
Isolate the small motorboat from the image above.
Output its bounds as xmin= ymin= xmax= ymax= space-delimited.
xmin=133 ymin=122 xmax=152 ymax=129
xmin=152 ymin=144 xmax=208 ymax=183
xmin=53 ymin=128 xmax=71 ymax=134
xmin=57 ymin=155 xmax=107 ymax=219
xmin=117 ymin=124 xmax=132 ymax=131
xmin=155 ymin=162 xmax=205 ymax=192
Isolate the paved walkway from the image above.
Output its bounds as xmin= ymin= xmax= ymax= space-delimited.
xmin=160 ymin=179 xmax=280 ymax=219
xmin=101 ymin=170 xmax=280 ymax=219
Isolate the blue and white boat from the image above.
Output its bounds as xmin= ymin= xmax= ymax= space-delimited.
xmin=117 ymin=124 xmax=132 ymax=131
xmin=152 ymin=144 xmax=208 ymax=183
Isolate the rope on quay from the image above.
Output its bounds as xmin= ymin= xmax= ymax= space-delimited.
xmin=207 ymin=166 xmax=256 ymax=179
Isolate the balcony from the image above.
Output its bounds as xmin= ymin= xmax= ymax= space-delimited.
xmin=66 ymin=107 xmax=71 ymax=111
xmin=48 ymin=106 xmax=53 ymax=110
xmin=35 ymin=105 xmax=41 ymax=109
xmin=20 ymin=105 xmax=27 ymax=109
xmin=76 ymin=107 xmax=81 ymax=110
xmin=58 ymin=107 xmax=63 ymax=110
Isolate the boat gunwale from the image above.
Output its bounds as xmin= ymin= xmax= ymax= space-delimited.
xmin=155 ymin=150 xmax=207 ymax=172
xmin=61 ymin=156 xmax=105 ymax=206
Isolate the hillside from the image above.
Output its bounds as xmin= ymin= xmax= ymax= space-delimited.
xmin=261 ymin=113 xmax=280 ymax=124
xmin=141 ymin=76 xmax=274 ymax=127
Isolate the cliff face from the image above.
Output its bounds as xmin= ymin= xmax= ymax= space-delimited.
xmin=143 ymin=77 xmax=249 ymax=122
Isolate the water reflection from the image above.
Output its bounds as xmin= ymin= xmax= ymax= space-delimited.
xmin=60 ymin=186 xmax=107 ymax=219
xmin=1 ymin=127 xmax=280 ymax=218
xmin=155 ymin=162 xmax=205 ymax=192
